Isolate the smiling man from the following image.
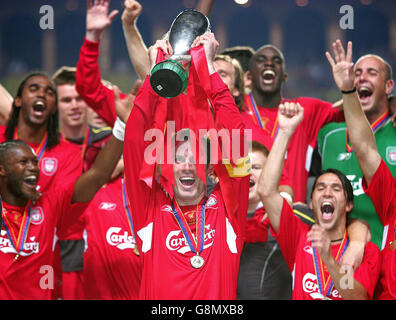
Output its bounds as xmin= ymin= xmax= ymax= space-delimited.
xmin=123 ymin=32 xmax=250 ymax=299
xmin=317 ymin=52 xmax=395 ymax=249
xmin=0 ymin=123 xmax=125 ymax=299
xmin=258 ymin=102 xmax=380 ymax=300
xmin=2 ymin=73 xmax=82 ymax=194
xmin=241 ymin=45 xmax=345 ymax=204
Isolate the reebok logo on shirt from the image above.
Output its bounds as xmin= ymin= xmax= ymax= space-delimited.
xmin=99 ymin=202 xmax=117 ymax=211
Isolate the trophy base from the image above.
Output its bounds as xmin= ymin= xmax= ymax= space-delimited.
xmin=150 ymin=60 xmax=188 ymax=98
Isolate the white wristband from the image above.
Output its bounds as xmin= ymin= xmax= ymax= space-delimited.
xmin=280 ymin=191 xmax=293 ymax=205
xmin=112 ymin=117 xmax=126 ymax=141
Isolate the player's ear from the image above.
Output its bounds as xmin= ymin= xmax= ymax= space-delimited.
xmin=0 ymin=165 xmax=6 ymax=177
xmin=14 ymin=97 xmax=22 ymax=108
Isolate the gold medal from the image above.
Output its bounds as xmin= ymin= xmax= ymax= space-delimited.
xmin=190 ymin=254 xmax=204 ymax=269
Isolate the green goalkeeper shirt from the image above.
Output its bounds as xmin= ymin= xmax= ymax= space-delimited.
xmin=317 ymin=115 xmax=396 ymax=249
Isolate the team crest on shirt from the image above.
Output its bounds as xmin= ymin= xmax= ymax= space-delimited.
xmin=205 ymin=195 xmax=218 ymax=210
xmin=41 ymin=157 xmax=58 ymax=176
xmin=30 ymin=206 xmax=44 ymax=225
xmin=386 ymin=146 xmax=396 ymax=165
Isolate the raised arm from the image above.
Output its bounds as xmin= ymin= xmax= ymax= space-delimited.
xmin=71 ymin=80 xmax=138 ymax=203
xmin=326 ymin=40 xmax=381 ymax=185
xmin=0 ymin=84 xmax=12 ymax=126
xmin=257 ymin=103 xmax=304 ymax=233
xmin=76 ymin=0 xmax=121 ymax=126
xmin=195 ymin=0 xmax=215 ymax=16
xmin=85 ymin=0 xmax=118 ymax=43
xmin=121 ymin=0 xmax=150 ymax=80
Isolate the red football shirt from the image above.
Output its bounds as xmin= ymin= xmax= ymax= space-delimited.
xmin=0 ymin=127 xmax=83 ymax=197
xmin=82 ymin=177 xmax=142 ymax=299
xmin=241 ymin=96 xmax=344 ymax=203
xmin=124 ymin=73 xmax=249 ymax=299
xmin=0 ymin=183 xmax=88 ymax=299
xmin=273 ymin=199 xmax=381 ymax=300
xmin=363 ymin=159 xmax=396 ymax=300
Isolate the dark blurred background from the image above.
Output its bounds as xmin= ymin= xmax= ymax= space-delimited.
xmin=0 ymin=0 xmax=395 ymax=102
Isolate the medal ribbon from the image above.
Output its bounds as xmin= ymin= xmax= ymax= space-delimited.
xmin=15 ymin=131 xmax=48 ymax=162
xmin=80 ymin=127 xmax=91 ymax=160
xmin=61 ymin=128 xmax=90 ymax=160
xmin=121 ymin=177 xmax=139 ymax=255
xmin=346 ymin=111 xmax=390 ymax=152
xmin=245 ymin=93 xmax=281 ymax=139
xmin=171 ymin=198 xmax=207 ymax=255
xmin=2 ymin=201 xmax=32 ymax=257
xmin=312 ymin=233 xmax=349 ymax=298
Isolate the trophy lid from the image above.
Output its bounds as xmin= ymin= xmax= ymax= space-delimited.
xmin=150 ymin=60 xmax=188 ymax=98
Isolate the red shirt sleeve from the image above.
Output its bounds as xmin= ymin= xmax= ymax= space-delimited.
xmin=352 ymin=242 xmax=381 ymax=300
xmin=272 ymin=198 xmax=310 ymax=271
xmin=362 ymin=159 xmax=396 ymax=226
xmin=296 ymin=97 xmax=344 ymax=144
xmin=209 ymin=73 xmax=250 ymax=237
xmin=123 ymin=76 xmax=158 ymax=234
xmin=76 ymin=38 xmax=126 ymax=126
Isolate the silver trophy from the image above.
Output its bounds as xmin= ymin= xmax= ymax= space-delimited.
xmin=150 ymin=9 xmax=210 ymax=98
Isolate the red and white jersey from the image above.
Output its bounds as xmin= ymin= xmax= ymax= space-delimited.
xmin=0 ymin=183 xmax=88 ymax=299
xmin=82 ymin=177 xmax=142 ymax=299
xmin=274 ymin=199 xmax=381 ymax=300
xmin=0 ymin=127 xmax=83 ymax=197
xmin=123 ymin=73 xmax=250 ymax=299
xmin=241 ymin=96 xmax=344 ymax=203
xmin=363 ymin=159 xmax=396 ymax=300
xmin=132 ymin=185 xmax=247 ymax=299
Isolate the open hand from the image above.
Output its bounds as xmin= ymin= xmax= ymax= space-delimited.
xmin=86 ymin=0 xmax=119 ymax=41
xmin=326 ymin=40 xmax=355 ymax=92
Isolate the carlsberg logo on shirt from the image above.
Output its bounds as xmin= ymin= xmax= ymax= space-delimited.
xmin=106 ymin=227 xmax=136 ymax=250
xmin=165 ymin=224 xmax=215 ymax=254
xmin=0 ymin=230 xmax=40 ymax=256
xmin=302 ymin=272 xmax=341 ymax=300
xmin=346 ymin=175 xmax=364 ymax=196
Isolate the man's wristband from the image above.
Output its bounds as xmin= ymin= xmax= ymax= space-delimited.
xmin=112 ymin=117 xmax=126 ymax=141
xmin=341 ymin=87 xmax=357 ymax=94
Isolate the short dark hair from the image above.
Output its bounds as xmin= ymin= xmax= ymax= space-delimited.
xmin=0 ymin=140 xmax=31 ymax=165
xmin=250 ymin=44 xmax=286 ymax=72
xmin=221 ymin=46 xmax=255 ymax=73
xmin=52 ymin=66 xmax=76 ymax=86
xmin=311 ymin=168 xmax=354 ymax=204
xmin=251 ymin=140 xmax=269 ymax=158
